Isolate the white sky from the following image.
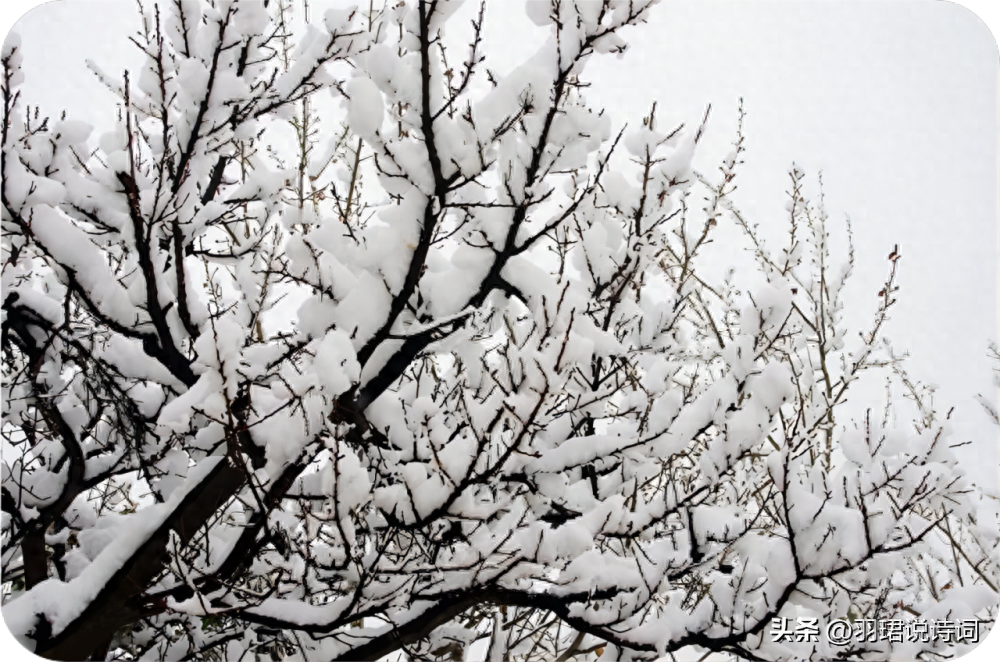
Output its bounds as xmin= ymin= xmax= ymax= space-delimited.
xmin=1 ymin=0 xmax=998 ymax=658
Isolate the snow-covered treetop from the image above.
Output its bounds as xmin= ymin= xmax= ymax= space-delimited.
xmin=2 ymin=1 xmax=996 ymax=660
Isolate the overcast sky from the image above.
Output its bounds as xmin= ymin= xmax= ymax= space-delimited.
xmin=1 ymin=0 xmax=998 ymax=656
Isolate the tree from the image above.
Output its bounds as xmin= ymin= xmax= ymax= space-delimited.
xmin=1 ymin=0 xmax=996 ymax=660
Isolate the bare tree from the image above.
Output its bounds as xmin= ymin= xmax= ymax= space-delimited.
xmin=2 ymin=1 xmax=996 ymax=660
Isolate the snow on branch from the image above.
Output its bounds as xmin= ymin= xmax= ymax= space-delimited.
xmin=1 ymin=2 xmax=996 ymax=661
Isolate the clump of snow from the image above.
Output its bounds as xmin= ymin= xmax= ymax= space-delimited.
xmin=346 ymin=76 xmax=384 ymax=139
xmin=2 ymin=458 xmax=224 ymax=649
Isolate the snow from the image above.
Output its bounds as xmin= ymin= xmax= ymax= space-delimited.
xmin=2 ymin=1 xmax=992 ymax=659
xmin=245 ymin=596 xmax=352 ymax=626
xmin=602 ymin=171 xmax=641 ymax=214
xmin=2 ymin=457 xmax=224 ymax=649
xmin=346 ymin=76 xmax=384 ymax=139
xmin=53 ymin=120 xmax=93 ymax=147
xmin=530 ymin=434 xmax=629 ymax=474
xmin=624 ymin=126 xmax=664 ymax=159
xmin=156 ymin=371 xmax=224 ymax=433
xmin=312 ymin=328 xmax=361 ymax=396
xmin=29 ymin=206 xmax=138 ymax=327
xmin=7 ymin=286 xmax=64 ymax=326
xmin=474 ymin=40 xmax=556 ymax=143
xmin=100 ymin=336 xmax=181 ymax=385
xmin=233 ymin=0 xmax=270 ymax=35
xmin=424 ymin=0 xmax=465 ymax=33
xmin=324 ymin=6 xmax=358 ymax=35
xmin=330 ymin=270 xmax=392 ymax=348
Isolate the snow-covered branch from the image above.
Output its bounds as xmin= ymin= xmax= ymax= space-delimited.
xmin=2 ymin=2 xmax=995 ymax=661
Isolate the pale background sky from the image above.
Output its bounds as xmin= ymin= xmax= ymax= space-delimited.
xmin=1 ymin=0 xmax=998 ymax=659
